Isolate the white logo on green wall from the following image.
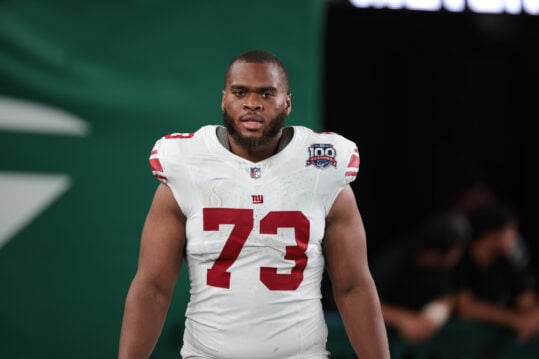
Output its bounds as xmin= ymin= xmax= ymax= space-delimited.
xmin=0 ymin=96 xmax=90 ymax=249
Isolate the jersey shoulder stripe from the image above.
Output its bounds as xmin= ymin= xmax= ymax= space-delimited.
xmin=148 ymin=126 xmax=215 ymax=183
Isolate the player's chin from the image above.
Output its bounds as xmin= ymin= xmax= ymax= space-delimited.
xmin=238 ymin=126 xmax=264 ymax=138
xmin=236 ymin=132 xmax=267 ymax=148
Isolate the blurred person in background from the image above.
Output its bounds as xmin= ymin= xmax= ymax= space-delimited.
xmin=371 ymin=210 xmax=470 ymax=358
xmin=447 ymin=171 xmax=533 ymax=279
xmin=454 ymin=200 xmax=539 ymax=358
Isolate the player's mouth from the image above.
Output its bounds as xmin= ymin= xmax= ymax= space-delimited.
xmin=240 ymin=115 xmax=263 ymax=130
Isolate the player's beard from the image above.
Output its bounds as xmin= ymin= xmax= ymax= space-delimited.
xmin=222 ymin=109 xmax=286 ymax=151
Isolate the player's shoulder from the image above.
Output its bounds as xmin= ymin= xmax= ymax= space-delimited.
xmin=292 ymin=126 xmax=357 ymax=148
xmin=151 ymin=125 xmax=216 ymax=156
xmin=294 ymin=126 xmax=359 ymax=177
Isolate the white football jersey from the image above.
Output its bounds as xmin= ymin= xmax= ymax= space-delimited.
xmin=149 ymin=125 xmax=360 ymax=359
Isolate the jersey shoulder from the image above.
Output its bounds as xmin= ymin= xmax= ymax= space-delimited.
xmin=148 ymin=125 xmax=217 ymax=182
xmin=293 ymin=126 xmax=360 ymax=182
xmin=293 ymin=126 xmax=358 ymax=152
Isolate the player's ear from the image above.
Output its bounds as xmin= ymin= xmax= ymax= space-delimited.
xmin=221 ymin=90 xmax=226 ymax=111
xmin=285 ymin=92 xmax=292 ymax=115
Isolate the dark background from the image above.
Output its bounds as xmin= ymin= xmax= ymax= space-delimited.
xmin=323 ymin=1 xmax=538 ymax=263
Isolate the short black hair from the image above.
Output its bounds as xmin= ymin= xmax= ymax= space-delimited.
xmin=468 ymin=201 xmax=518 ymax=240
xmin=417 ymin=211 xmax=470 ymax=252
xmin=225 ymin=49 xmax=290 ymax=91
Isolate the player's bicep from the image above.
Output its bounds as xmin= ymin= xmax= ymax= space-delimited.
xmin=324 ymin=185 xmax=370 ymax=293
xmin=136 ymin=183 xmax=186 ymax=294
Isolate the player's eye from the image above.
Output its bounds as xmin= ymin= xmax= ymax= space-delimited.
xmin=261 ymin=91 xmax=275 ymax=98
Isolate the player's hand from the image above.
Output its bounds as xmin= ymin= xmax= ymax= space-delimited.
xmin=397 ymin=313 xmax=439 ymax=344
xmin=515 ymin=308 xmax=539 ymax=343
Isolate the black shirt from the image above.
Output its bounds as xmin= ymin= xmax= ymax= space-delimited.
xmin=371 ymin=238 xmax=457 ymax=311
xmin=455 ymin=251 xmax=535 ymax=307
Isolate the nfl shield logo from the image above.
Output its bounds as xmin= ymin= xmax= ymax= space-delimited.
xmin=250 ymin=167 xmax=261 ymax=179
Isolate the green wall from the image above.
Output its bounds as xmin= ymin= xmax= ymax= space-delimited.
xmin=0 ymin=1 xmax=326 ymax=357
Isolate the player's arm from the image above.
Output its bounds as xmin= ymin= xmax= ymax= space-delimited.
xmin=118 ymin=183 xmax=186 ymax=359
xmin=323 ymin=184 xmax=390 ymax=359
xmin=381 ymin=295 xmax=453 ymax=343
xmin=457 ymin=289 xmax=539 ymax=342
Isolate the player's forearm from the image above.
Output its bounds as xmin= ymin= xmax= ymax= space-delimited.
xmin=380 ymin=301 xmax=417 ymax=328
xmin=459 ymin=297 xmax=521 ymax=329
xmin=118 ymin=281 xmax=172 ymax=359
xmin=335 ymin=283 xmax=391 ymax=359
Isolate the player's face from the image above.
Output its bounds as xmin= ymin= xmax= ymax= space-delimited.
xmin=221 ymin=62 xmax=291 ymax=151
xmin=497 ymin=224 xmax=518 ymax=256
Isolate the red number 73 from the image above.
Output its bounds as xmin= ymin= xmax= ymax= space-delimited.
xmin=203 ymin=208 xmax=310 ymax=291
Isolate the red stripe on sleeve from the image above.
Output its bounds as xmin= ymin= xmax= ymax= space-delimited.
xmin=149 ymin=157 xmax=163 ymax=172
xmin=153 ymin=173 xmax=168 ymax=181
xmin=347 ymin=153 xmax=360 ymax=169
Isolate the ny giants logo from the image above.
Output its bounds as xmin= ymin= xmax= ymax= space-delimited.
xmin=251 ymin=195 xmax=263 ymax=204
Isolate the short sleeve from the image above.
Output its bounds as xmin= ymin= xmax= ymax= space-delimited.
xmin=149 ymin=137 xmax=168 ymax=183
xmin=344 ymin=146 xmax=360 ymax=184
